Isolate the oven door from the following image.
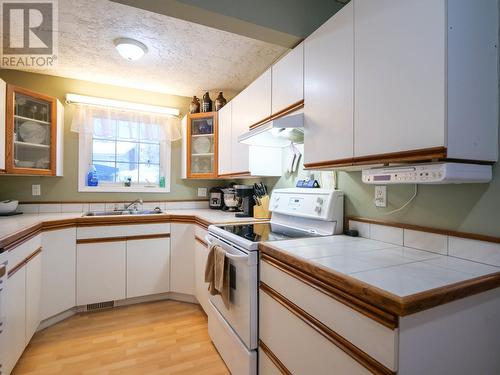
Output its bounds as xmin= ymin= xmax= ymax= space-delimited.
xmin=205 ymin=233 xmax=258 ymax=350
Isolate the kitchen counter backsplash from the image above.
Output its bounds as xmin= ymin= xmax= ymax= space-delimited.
xmin=16 ymin=200 xmax=209 ymax=214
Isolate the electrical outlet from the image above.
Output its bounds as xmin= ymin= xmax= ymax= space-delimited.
xmin=32 ymin=184 xmax=41 ymax=196
xmin=198 ymin=188 xmax=208 ymax=197
xmin=375 ymin=185 xmax=387 ymax=207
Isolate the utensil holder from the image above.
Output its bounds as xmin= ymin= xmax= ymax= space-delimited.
xmin=253 ymin=195 xmax=271 ymax=219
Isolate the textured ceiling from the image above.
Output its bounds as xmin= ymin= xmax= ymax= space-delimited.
xmin=24 ymin=0 xmax=288 ymax=97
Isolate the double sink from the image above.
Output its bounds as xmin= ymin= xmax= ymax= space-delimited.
xmin=83 ymin=208 xmax=163 ymax=217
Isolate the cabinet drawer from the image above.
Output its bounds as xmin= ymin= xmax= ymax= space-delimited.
xmin=77 ymin=223 xmax=170 ymax=239
xmin=260 ymin=259 xmax=398 ymax=371
xmin=259 ymin=290 xmax=370 ymax=375
xmin=7 ymin=235 xmax=41 ymax=272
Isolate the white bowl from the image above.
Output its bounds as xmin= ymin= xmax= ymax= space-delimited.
xmin=0 ymin=200 xmax=19 ymax=214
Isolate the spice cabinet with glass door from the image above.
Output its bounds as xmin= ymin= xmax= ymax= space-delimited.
xmin=186 ymin=112 xmax=218 ymax=178
xmin=5 ymin=85 xmax=64 ymax=176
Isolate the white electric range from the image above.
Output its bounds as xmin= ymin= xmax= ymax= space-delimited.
xmin=206 ymin=188 xmax=344 ymax=375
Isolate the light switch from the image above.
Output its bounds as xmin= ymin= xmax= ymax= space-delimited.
xmin=198 ymin=188 xmax=207 ymax=197
xmin=32 ymin=184 xmax=41 ymax=196
xmin=375 ymin=185 xmax=387 ymax=208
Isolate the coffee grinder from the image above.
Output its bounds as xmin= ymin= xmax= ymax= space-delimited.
xmin=234 ymin=185 xmax=254 ymax=218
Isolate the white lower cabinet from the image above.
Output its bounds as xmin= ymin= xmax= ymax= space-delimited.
xmin=194 ymin=238 xmax=209 ymax=312
xmin=41 ymin=228 xmax=76 ymax=320
xmin=77 ymin=241 xmax=127 ymax=305
xmin=170 ymin=224 xmax=195 ymax=295
xmin=260 ymin=291 xmax=370 ymax=375
xmin=126 ymin=237 xmax=170 ymax=298
xmin=25 ymin=252 xmax=42 ymax=344
xmin=4 ymin=268 xmax=26 ymax=375
xmin=258 ymin=348 xmax=282 ymax=375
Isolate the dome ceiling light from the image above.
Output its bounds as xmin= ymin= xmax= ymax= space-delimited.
xmin=114 ymin=38 xmax=148 ymax=61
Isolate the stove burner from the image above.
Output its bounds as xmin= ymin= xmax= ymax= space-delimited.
xmin=218 ymin=223 xmax=322 ymax=243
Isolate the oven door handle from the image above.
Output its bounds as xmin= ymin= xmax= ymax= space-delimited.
xmin=205 ymin=235 xmax=248 ymax=260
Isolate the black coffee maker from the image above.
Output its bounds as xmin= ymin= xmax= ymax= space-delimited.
xmin=234 ymin=185 xmax=254 ymax=218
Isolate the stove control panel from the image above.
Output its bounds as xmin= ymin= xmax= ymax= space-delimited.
xmin=270 ymin=188 xmax=343 ymax=222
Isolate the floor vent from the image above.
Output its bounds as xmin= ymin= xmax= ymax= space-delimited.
xmin=86 ymin=301 xmax=114 ymax=311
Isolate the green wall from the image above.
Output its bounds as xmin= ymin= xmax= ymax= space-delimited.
xmin=0 ymin=70 xmax=224 ymax=202
xmin=338 ymin=166 xmax=499 ymax=238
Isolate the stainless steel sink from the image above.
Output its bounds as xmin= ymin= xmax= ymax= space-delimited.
xmin=83 ymin=208 xmax=163 ymax=217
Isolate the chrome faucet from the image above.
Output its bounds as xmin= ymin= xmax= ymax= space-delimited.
xmin=125 ymin=198 xmax=143 ymax=211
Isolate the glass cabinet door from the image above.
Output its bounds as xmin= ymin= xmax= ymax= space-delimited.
xmin=7 ymin=86 xmax=57 ymax=175
xmin=188 ymin=113 xmax=218 ymax=177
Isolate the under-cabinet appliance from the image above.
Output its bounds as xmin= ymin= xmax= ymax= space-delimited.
xmin=362 ymin=162 xmax=492 ymax=184
xmin=209 ymin=187 xmax=224 ymax=209
xmin=206 ymin=188 xmax=344 ymax=374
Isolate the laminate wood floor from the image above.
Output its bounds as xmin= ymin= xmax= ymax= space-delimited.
xmin=12 ymin=300 xmax=230 ymax=375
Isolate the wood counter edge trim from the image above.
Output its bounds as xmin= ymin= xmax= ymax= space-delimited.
xmin=3 ymin=224 xmax=42 ymax=251
xmin=0 ymin=263 xmax=6 ymax=278
xmin=303 ymin=147 xmax=448 ymax=169
xmin=249 ymin=100 xmax=304 ymax=130
xmin=261 ymin=254 xmax=398 ymax=329
xmin=76 ymin=233 xmax=170 ymax=244
xmin=8 ymin=246 xmax=42 ymax=278
xmin=0 ymin=214 xmax=212 ymax=249
xmin=260 ymin=283 xmax=395 ymax=375
xmin=258 ymin=340 xmax=292 ymax=375
xmin=348 ymin=217 xmax=500 ymax=244
xmin=399 ymin=272 xmax=500 ymax=316
xmin=194 ymin=235 xmax=208 ymax=247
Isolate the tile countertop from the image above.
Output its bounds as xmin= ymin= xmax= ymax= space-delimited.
xmin=264 ymin=235 xmax=500 ymax=299
xmin=0 ymin=209 xmax=263 ymax=246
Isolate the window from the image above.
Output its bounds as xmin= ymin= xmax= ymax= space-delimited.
xmin=71 ymin=100 xmax=180 ymax=193
xmin=92 ymin=119 xmax=161 ymax=185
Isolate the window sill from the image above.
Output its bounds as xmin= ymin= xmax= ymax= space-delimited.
xmin=79 ymin=186 xmax=170 ymax=193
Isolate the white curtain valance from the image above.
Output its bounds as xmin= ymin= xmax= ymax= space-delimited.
xmin=70 ymin=104 xmax=181 ymax=142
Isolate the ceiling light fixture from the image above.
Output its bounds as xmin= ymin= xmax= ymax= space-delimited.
xmin=114 ymin=38 xmax=148 ymax=61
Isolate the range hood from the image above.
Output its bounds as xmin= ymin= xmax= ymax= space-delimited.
xmin=238 ymin=111 xmax=304 ymax=147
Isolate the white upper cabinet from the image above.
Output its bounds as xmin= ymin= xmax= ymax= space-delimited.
xmin=218 ymin=102 xmax=232 ymax=176
xmin=0 ymin=79 xmax=6 ymax=171
xmin=231 ymin=93 xmax=250 ymax=174
xmin=304 ymin=1 xmax=354 ymax=167
xmin=354 ymin=0 xmax=446 ymax=158
xmin=272 ymin=43 xmax=304 ymax=113
xmin=244 ymin=68 xmax=272 ymax=126
xmin=353 ymin=0 xmax=498 ymax=162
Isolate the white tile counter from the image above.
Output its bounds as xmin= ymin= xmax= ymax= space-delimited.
xmin=267 ymin=235 xmax=500 ymax=298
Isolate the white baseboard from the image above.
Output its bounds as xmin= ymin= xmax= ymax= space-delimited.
xmin=38 ymin=309 xmax=76 ymax=332
xmin=38 ymin=292 xmax=200 ymax=331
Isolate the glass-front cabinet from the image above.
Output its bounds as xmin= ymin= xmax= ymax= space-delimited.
xmin=5 ymin=85 xmax=62 ymax=175
xmin=186 ymin=112 xmax=218 ymax=178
